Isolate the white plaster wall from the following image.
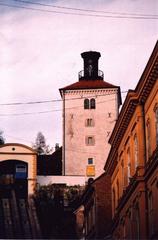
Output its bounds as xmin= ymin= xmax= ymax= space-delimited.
xmin=62 ymin=88 xmax=119 ymax=178
xmin=37 ymin=175 xmax=86 ymax=186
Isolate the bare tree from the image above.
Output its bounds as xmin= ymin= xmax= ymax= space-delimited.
xmin=0 ymin=130 xmax=5 ymax=145
xmin=32 ymin=132 xmax=53 ymax=155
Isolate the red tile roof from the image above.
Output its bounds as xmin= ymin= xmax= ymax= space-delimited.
xmin=60 ymin=80 xmax=118 ymax=91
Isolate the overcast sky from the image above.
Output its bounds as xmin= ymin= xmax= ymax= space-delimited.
xmin=0 ymin=0 xmax=157 ymax=149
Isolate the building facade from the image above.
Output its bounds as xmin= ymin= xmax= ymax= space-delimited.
xmin=60 ymin=51 xmax=121 ymax=178
xmin=105 ymin=41 xmax=158 ymax=239
xmin=75 ymin=173 xmax=112 ymax=239
xmin=37 ymin=147 xmax=62 ymax=176
xmin=0 ymin=143 xmax=37 ymax=196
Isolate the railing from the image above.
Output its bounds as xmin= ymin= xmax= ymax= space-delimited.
xmin=78 ymin=70 xmax=104 ymax=80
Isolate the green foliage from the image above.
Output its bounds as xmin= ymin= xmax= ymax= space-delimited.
xmin=34 ymin=183 xmax=85 ymax=206
xmin=34 ymin=184 xmax=82 ymax=239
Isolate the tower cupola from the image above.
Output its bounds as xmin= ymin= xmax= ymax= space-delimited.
xmin=79 ymin=51 xmax=104 ymax=81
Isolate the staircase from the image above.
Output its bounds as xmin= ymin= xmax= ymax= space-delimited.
xmin=0 ymin=190 xmax=42 ymax=239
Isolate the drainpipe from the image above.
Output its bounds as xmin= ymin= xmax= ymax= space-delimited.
xmin=63 ymin=90 xmax=66 ymax=176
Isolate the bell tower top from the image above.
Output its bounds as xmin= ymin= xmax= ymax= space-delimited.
xmin=79 ymin=51 xmax=104 ymax=81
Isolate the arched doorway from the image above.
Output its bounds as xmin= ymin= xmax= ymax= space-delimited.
xmin=0 ymin=160 xmax=28 ymax=198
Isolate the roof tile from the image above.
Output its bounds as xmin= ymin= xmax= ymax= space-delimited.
xmin=60 ymin=80 xmax=118 ymax=91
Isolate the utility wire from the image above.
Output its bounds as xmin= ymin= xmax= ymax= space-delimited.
xmin=0 ymin=97 xmax=118 ymax=116
xmin=2 ymin=135 xmax=108 ymax=154
xmin=0 ymin=99 xmax=61 ymax=106
xmin=0 ymin=110 xmax=61 ymax=116
xmin=13 ymin=0 xmax=158 ymax=18
xmin=0 ymin=91 xmax=127 ymax=106
xmin=0 ymin=2 xmax=158 ymax=20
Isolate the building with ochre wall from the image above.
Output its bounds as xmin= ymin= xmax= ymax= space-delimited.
xmin=60 ymin=51 xmax=121 ymax=178
xmin=0 ymin=143 xmax=37 ymax=196
xmin=105 ymin=41 xmax=158 ymax=239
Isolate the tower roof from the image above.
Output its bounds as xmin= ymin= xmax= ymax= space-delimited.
xmin=59 ymin=80 xmax=122 ymax=106
xmin=59 ymin=51 xmax=122 ymax=105
xmin=59 ymin=80 xmax=119 ymax=91
xmin=81 ymin=51 xmax=101 ymax=60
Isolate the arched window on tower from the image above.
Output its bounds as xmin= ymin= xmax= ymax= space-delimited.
xmin=90 ymin=98 xmax=96 ymax=109
xmin=84 ymin=99 xmax=90 ymax=109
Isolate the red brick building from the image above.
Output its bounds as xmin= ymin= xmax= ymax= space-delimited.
xmin=75 ymin=173 xmax=112 ymax=239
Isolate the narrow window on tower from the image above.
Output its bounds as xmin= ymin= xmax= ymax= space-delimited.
xmin=88 ymin=158 xmax=93 ymax=165
xmin=90 ymin=98 xmax=96 ymax=109
xmin=84 ymin=99 xmax=90 ymax=109
xmin=85 ymin=136 xmax=95 ymax=146
xmin=85 ymin=118 xmax=94 ymax=127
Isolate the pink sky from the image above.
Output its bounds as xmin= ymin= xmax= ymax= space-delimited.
xmin=0 ymin=0 xmax=157 ymax=149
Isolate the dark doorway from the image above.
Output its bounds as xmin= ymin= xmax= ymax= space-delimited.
xmin=0 ymin=160 xmax=28 ymax=198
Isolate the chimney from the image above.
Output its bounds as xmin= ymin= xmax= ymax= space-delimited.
xmin=55 ymin=143 xmax=59 ymax=151
xmin=79 ymin=51 xmax=104 ymax=81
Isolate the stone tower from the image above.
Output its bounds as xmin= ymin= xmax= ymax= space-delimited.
xmin=60 ymin=51 xmax=121 ymax=178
